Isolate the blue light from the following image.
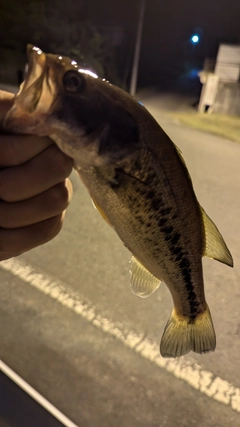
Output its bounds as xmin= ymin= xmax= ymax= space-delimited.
xmin=191 ymin=35 xmax=199 ymax=44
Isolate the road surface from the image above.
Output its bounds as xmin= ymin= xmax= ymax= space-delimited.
xmin=0 ymin=95 xmax=240 ymax=426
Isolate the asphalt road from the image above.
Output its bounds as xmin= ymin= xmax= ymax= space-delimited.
xmin=1 ymin=95 xmax=240 ymax=426
xmin=0 ymin=371 xmax=65 ymax=427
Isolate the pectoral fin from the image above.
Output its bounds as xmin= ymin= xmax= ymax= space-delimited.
xmin=130 ymin=256 xmax=161 ymax=298
xmin=201 ymin=207 xmax=233 ymax=267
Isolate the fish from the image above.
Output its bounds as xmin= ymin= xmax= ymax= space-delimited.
xmin=3 ymin=45 xmax=233 ymax=358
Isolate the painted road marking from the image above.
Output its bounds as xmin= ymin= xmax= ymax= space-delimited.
xmin=0 ymin=360 xmax=78 ymax=427
xmin=1 ymin=257 xmax=240 ymax=413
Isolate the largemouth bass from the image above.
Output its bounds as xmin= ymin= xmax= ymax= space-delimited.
xmin=3 ymin=45 xmax=233 ymax=358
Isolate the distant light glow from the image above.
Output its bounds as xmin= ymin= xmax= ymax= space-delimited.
xmin=191 ymin=35 xmax=199 ymax=44
xmin=187 ymin=68 xmax=200 ymax=79
xmin=78 ymin=69 xmax=98 ymax=79
xmin=58 ymin=56 xmax=63 ymax=60
xmin=71 ymin=60 xmax=77 ymax=65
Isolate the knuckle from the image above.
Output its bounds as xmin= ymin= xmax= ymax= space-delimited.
xmin=0 ymin=136 xmax=16 ymax=165
xmin=0 ymin=213 xmax=65 ymax=255
xmin=0 ymin=230 xmax=17 ymax=253
xmin=0 ymin=170 xmax=13 ymax=202
xmin=41 ymin=213 xmax=64 ymax=241
xmin=0 ymin=203 xmax=10 ymax=228
xmin=47 ymin=179 xmax=72 ymax=213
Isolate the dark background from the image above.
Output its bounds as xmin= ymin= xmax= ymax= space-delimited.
xmin=0 ymin=0 xmax=240 ymax=90
xmin=82 ymin=0 xmax=240 ymax=86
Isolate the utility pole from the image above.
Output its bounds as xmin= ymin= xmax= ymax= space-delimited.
xmin=129 ymin=0 xmax=146 ymax=96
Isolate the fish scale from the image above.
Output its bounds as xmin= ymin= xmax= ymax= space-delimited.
xmin=3 ymin=45 xmax=233 ymax=358
xmin=78 ymin=151 xmax=205 ymax=319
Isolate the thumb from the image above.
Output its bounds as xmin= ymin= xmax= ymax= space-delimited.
xmin=0 ymin=91 xmax=15 ymax=120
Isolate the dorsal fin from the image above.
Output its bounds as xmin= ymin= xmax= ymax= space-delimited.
xmin=201 ymin=207 xmax=233 ymax=267
xmin=130 ymin=256 xmax=161 ymax=298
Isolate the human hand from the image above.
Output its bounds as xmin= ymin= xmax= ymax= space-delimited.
xmin=0 ymin=90 xmax=73 ymax=261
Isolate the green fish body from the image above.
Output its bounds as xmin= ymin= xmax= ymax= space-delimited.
xmin=3 ymin=45 xmax=233 ymax=358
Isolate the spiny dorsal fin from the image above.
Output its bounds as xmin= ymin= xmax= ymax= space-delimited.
xmin=130 ymin=256 xmax=161 ymax=298
xmin=201 ymin=207 xmax=233 ymax=267
xmin=160 ymin=305 xmax=216 ymax=358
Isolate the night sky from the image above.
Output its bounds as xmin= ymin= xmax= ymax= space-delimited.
xmin=80 ymin=0 xmax=240 ymax=87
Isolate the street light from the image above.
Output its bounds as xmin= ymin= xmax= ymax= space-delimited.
xmin=129 ymin=0 xmax=146 ymax=96
xmin=191 ymin=34 xmax=199 ymax=44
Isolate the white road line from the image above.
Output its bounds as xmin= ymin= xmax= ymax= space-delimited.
xmin=1 ymin=257 xmax=240 ymax=413
xmin=0 ymin=360 xmax=78 ymax=427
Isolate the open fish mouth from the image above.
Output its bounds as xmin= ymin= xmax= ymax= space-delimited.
xmin=16 ymin=45 xmax=50 ymax=113
xmin=3 ymin=45 xmax=57 ymax=134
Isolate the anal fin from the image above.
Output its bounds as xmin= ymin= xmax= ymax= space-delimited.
xmin=201 ymin=207 xmax=233 ymax=267
xmin=130 ymin=256 xmax=161 ymax=298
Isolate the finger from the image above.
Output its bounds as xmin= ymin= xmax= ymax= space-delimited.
xmin=0 ymin=91 xmax=53 ymax=165
xmin=0 ymin=178 xmax=73 ymax=228
xmin=0 ymin=251 xmax=21 ymax=261
xmin=0 ymin=145 xmax=73 ymax=202
xmin=0 ymin=91 xmax=15 ymax=118
xmin=0 ymin=134 xmax=53 ymax=167
xmin=0 ymin=212 xmax=65 ymax=256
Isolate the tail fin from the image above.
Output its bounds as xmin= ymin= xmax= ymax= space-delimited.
xmin=160 ymin=305 xmax=216 ymax=358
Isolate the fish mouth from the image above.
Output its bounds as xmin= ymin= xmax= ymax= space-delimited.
xmin=17 ymin=45 xmax=48 ymax=112
xmin=3 ymin=44 xmax=57 ymax=133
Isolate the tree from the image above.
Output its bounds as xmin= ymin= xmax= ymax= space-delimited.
xmin=0 ymin=0 xmax=118 ymax=83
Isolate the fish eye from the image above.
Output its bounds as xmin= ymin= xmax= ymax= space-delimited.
xmin=63 ymin=70 xmax=85 ymax=93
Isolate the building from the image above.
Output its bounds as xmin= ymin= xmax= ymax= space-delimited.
xmin=198 ymin=44 xmax=240 ymax=115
